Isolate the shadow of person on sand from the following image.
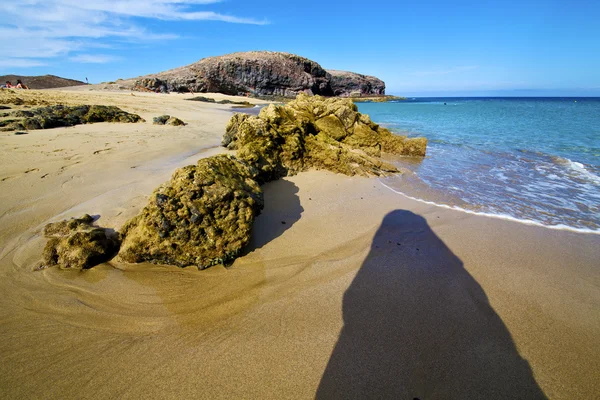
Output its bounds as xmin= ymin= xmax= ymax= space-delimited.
xmin=244 ymin=178 xmax=304 ymax=252
xmin=317 ymin=210 xmax=546 ymax=399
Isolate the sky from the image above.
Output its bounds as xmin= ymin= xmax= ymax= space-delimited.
xmin=1 ymin=0 xmax=599 ymax=96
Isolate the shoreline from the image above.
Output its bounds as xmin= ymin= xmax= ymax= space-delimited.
xmin=1 ymin=89 xmax=599 ymax=398
xmin=379 ymin=179 xmax=600 ymax=235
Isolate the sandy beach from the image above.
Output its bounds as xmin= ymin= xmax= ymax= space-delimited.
xmin=1 ymin=88 xmax=599 ymax=399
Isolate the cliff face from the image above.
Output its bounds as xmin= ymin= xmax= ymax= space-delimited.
xmin=327 ymin=70 xmax=385 ymax=97
xmin=132 ymin=51 xmax=385 ymax=98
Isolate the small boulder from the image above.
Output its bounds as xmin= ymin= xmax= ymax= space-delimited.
xmin=153 ymin=115 xmax=170 ymax=125
xmin=167 ymin=117 xmax=185 ymax=126
xmin=41 ymin=214 xmax=120 ymax=270
xmin=153 ymin=115 xmax=185 ymax=126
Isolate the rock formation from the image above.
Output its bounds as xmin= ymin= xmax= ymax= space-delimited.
xmin=41 ymin=215 xmax=120 ymax=270
xmin=186 ymin=96 xmax=253 ymax=106
xmin=0 ymin=105 xmax=144 ymax=131
xmin=224 ymin=94 xmax=427 ymax=182
xmin=153 ymin=115 xmax=185 ymax=126
xmin=130 ymin=51 xmax=385 ymax=98
xmin=118 ymin=155 xmax=263 ymax=269
xmin=327 ymin=70 xmax=385 ymax=97
xmin=40 ymin=95 xmax=426 ymax=270
xmin=115 ymin=94 xmax=426 ymax=269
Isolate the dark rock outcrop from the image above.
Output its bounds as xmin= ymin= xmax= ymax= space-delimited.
xmin=131 ymin=51 xmax=385 ymax=98
xmin=118 ymin=155 xmax=263 ymax=269
xmin=41 ymin=215 xmax=120 ymax=270
xmin=327 ymin=70 xmax=385 ymax=97
xmin=153 ymin=115 xmax=185 ymax=126
xmin=186 ymin=96 xmax=253 ymax=106
xmin=0 ymin=105 xmax=144 ymax=131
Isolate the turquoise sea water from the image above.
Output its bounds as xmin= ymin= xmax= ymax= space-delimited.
xmin=358 ymin=98 xmax=600 ymax=232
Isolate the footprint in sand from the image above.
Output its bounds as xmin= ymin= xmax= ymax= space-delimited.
xmin=1 ymin=168 xmax=39 ymax=182
xmin=58 ymin=161 xmax=81 ymax=174
xmin=93 ymin=148 xmax=113 ymax=155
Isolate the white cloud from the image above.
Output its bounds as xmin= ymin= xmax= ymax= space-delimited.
xmin=0 ymin=0 xmax=266 ymax=70
xmin=0 ymin=59 xmax=48 ymax=68
xmin=69 ymin=54 xmax=121 ymax=64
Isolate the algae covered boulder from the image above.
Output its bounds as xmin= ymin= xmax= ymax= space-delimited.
xmin=224 ymin=93 xmax=427 ymax=181
xmin=118 ymin=154 xmax=263 ymax=269
xmin=153 ymin=115 xmax=170 ymax=125
xmin=153 ymin=115 xmax=185 ymax=126
xmin=0 ymin=105 xmax=144 ymax=131
xmin=41 ymin=214 xmax=120 ymax=270
xmin=167 ymin=116 xmax=185 ymax=126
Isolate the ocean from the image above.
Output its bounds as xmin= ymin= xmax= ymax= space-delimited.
xmin=357 ymin=97 xmax=600 ymax=233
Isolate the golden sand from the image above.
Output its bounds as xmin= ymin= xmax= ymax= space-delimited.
xmin=0 ymin=89 xmax=599 ymax=399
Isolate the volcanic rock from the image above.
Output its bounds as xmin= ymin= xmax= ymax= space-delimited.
xmin=131 ymin=51 xmax=385 ymax=98
xmin=0 ymin=105 xmax=144 ymax=131
xmin=41 ymin=214 xmax=120 ymax=270
xmin=327 ymin=70 xmax=386 ymax=97
xmin=118 ymin=154 xmax=263 ymax=269
xmin=225 ymin=93 xmax=427 ymax=182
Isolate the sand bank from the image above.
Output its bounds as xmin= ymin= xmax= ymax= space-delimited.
xmin=0 ymin=89 xmax=599 ymax=399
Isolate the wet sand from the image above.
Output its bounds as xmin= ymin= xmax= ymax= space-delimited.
xmin=1 ymin=89 xmax=599 ymax=399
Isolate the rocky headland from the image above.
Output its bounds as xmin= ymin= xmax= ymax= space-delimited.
xmin=128 ymin=51 xmax=386 ymax=98
xmin=327 ymin=70 xmax=385 ymax=97
xmin=41 ymin=94 xmax=426 ymax=270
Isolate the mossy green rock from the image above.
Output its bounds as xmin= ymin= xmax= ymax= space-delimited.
xmin=113 ymin=94 xmax=426 ymax=271
xmin=118 ymin=154 xmax=263 ymax=269
xmin=224 ymin=93 xmax=427 ymax=182
xmin=0 ymin=105 xmax=144 ymax=131
xmin=41 ymin=214 xmax=120 ymax=270
xmin=153 ymin=115 xmax=170 ymax=125
xmin=167 ymin=116 xmax=185 ymax=126
xmin=153 ymin=115 xmax=185 ymax=126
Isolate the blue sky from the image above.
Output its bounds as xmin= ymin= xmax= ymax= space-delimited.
xmin=1 ymin=0 xmax=599 ymax=96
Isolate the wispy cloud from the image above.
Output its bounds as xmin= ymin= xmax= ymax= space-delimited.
xmin=0 ymin=0 xmax=266 ymax=70
xmin=69 ymin=54 xmax=121 ymax=64
xmin=411 ymin=66 xmax=479 ymax=77
xmin=0 ymin=58 xmax=48 ymax=68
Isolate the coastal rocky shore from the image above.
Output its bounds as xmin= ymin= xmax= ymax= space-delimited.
xmin=129 ymin=51 xmax=386 ymax=98
xmin=41 ymin=94 xmax=427 ymax=269
xmin=2 ymin=86 xmax=599 ymax=400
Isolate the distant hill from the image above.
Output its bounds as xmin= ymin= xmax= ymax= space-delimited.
xmin=126 ymin=51 xmax=385 ymax=98
xmin=0 ymin=74 xmax=86 ymax=89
